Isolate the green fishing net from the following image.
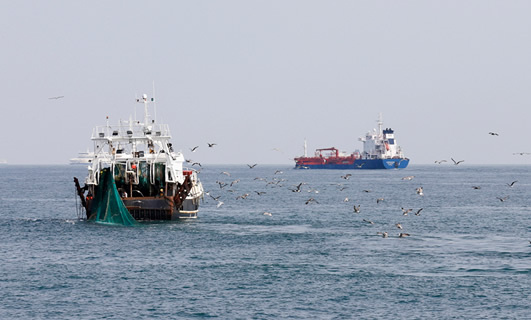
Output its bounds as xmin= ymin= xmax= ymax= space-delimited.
xmin=88 ymin=168 xmax=138 ymax=226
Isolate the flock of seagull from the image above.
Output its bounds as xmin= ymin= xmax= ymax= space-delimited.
xmin=201 ymin=165 xmax=431 ymax=239
xmin=187 ymin=132 xmax=525 ymax=240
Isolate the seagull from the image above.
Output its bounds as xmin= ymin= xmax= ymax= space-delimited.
xmin=216 ymin=201 xmax=224 ymax=208
xmin=401 ymin=208 xmax=412 ymax=215
xmin=236 ymin=193 xmax=250 ymax=200
xmin=291 ymin=183 xmax=304 ymax=192
xmin=402 ymin=175 xmax=415 ymax=181
xmin=488 ymin=132 xmax=499 ymax=136
xmin=230 ymin=179 xmax=240 ymax=187
xmin=190 ymin=146 xmax=199 ymax=152
xmin=274 ymin=170 xmax=283 ymax=175
xmin=451 ymin=158 xmax=464 ymax=165
xmin=207 ymin=143 xmax=217 ymax=147
xmin=305 ymin=198 xmax=319 ymax=205
xmin=472 ymin=186 xmax=481 ymax=190
xmin=217 ymin=181 xmax=227 ymax=189
xmin=506 ymin=180 xmax=518 ymax=187
xmin=496 ymin=196 xmax=509 ymax=202
xmin=341 ymin=174 xmax=352 ymax=180
xmin=353 ymin=205 xmax=360 ymax=213
xmin=377 ymin=232 xmax=388 ymax=238
xmin=355 ymin=163 xmax=365 ymax=168
xmin=254 ymin=191 xmax=266 ymax=196
xmin=209 ymin=194 xmax=221 ymax=201
xmin=513 ymin=152 xmax=531 ymax=155
xmin=434 ymin=160 xmax=447 ymax=164
xmin=343 ymin=197 xmax=350 ymax=202
xmin=398 ymin=233 xmax=410 ymax=238
xmin=263 ymin=212 xmax=272 ymax=216
xmin=247 ymin=164 xmax=258 ymax=169
xmin=48 ymin=96 xmax=64 ymax=99
xmin=221 ymin=171 xmax=231 ymax=177
xmin=395 ymin=223 xmax=403 ymax=230
xmin=362 ymin=219 xmax=374 ymax=224
xmin=376 ymin=198 xmax=384 ymax=204
xmin=191 ymin=162 xmax=202 ymax=167
xmin=415 ymin=208 xmax=424 ymax=216
xmin=362 ymin=189 xmax=372 ymax=193
xmin=416 ymin=187 xmax=424 ymax=196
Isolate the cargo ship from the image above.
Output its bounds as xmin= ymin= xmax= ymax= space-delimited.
xmin=74 ymin=93 xmax=204 ymax=223
xmin=294 ymin=114 xmax=409 ymax=169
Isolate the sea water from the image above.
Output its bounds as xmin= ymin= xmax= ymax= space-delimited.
xmin=0 ymin=164 xmax=529 ymax=319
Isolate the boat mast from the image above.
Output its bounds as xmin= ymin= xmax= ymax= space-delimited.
xmin=135 ymin=94 xmax=152 ymax=155
xmin=304 ymin=138 xmax=308 ymax=157
xmin=142 ymin=94 xmax=150 ymax=125
xmin=377 ymin=112 xmax=383 ymax=137
xmin=152 ymin=81 xmax=157 ymax=124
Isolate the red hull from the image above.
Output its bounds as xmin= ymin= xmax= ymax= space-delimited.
xmin=294 ymin=155 xmax=357 ymax=166
xmin=294 ymin=147 xmax=358 ymax=166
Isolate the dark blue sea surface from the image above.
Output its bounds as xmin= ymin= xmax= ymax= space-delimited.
xmin=0 ymin=164 xmax=529 ymax=319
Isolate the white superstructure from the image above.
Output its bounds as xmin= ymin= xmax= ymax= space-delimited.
xmin=82 ymin=93 xmax=203 ymax=219
xmin=359 ymin=113 xmax=405 ymax=160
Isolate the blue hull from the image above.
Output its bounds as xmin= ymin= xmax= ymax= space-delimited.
xmin=295 ymin=158 xmax=409 ymax=170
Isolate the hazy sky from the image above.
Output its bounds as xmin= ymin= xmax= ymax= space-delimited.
xmin=2 ymin=1 xmax=531 ymax=165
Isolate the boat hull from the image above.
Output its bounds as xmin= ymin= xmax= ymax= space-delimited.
xmin=123 ymin=197 xmax=200 ymax=220
xmin=295 ymin=158 xmax=409 ymax=169
xmin=87 ymin=197 xmax=200 ymax=221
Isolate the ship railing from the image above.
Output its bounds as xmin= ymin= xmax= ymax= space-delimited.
xmin=91 ymin=123 xmax=172 ymax=140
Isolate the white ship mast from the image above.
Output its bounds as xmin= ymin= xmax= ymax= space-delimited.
xmin=137 ymin=93 xmax=153 ymax=127
xmin=377 ymin=112 xmax=383 ymax=137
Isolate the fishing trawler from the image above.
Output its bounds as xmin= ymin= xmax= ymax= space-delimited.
xmin=74 ymin=93 xmax=204 ymax=222
xmin=294 ymin=114 xmax=409 ymax=169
